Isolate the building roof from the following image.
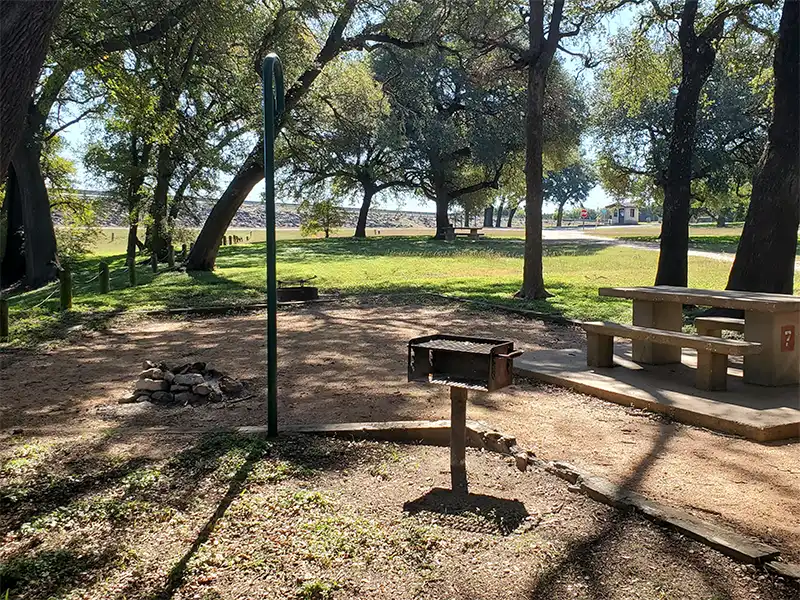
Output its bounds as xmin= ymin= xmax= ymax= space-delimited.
xmin=604 ymin=202 xmax=638 ymax=209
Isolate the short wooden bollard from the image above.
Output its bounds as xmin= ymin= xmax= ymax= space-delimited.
xmin=228 ymin=235 xmax=233 ymax=246
xmin=129 ymin=263 xmax=137 ymax=287
xmin=181 ymin=243 xmax=187 ymax=257
xmin=167 ymin=246 xmax=175 ymax=268
xmin=0 ymin=297 xmax=9 ymax=342
xmin=151 ymin=253 xmax=158 ymax=273
xmin=59 ymin=264 xmax=72 ymax=311
xmin=110 ymin=231 xmax=115 ymax=242
xmin=450 ymin=386 xmax=468 ymax=494
xmin=221 ymin=236 xmax=226 ymax=246
xmin=99 ymin=262 xmax=110 ymax=294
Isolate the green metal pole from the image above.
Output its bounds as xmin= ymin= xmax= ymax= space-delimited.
xmin=262 ymin=53 xmax=284 ymax=437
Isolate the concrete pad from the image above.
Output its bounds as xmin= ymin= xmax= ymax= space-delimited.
xmin=514 ymin=346 xmax=800 ymax=442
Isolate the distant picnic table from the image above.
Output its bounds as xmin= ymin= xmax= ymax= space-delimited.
xmin=443 ymin=226 xmax=484 ymax=240
xmin=598 ymin=286 xmax=800 ymax=387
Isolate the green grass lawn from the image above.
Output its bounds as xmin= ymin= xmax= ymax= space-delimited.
xmin=6 ymin=235 xmax=781 ymax=346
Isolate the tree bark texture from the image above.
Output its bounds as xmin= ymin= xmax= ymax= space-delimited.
xmin=9 ymin=130 xmax=59 ymax=287
xmin=727 ymin=0 xmax=799 ymax=294
xmin=185 ymin=150 xmax=264 ymax=269
xmin=656 ymin=1 xmax=720 ymax=286
xmin=507 ymin=206 xmax=517 ymax=227
xmin=354 ymin=185 xmax=375 ymax=238
xmin=483 ymin=206 xmax=493 ymax=227
xmin=520 ymin=64 xmax=549 ymax=298
xmin=0 ymin=168 xmax=26 ymax=287
xmin=495 ymin=201 xmax=504 ymax=227
xmin=147 ymin=144 xmax=174 ymax=259
xmin=0 ymin=0 xmax=63 ymax=180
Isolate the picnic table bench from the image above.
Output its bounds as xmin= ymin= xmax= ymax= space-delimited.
xmin=598 ymin=286 xmax=800 ymax=387
xmin=582 ymin=321 xmax=762 ymax=391
xmin=453 ymin=227 xmax=484 ymax=240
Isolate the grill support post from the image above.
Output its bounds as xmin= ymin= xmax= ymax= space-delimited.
xmin=450 ymin=386 xmax=468 ymax=494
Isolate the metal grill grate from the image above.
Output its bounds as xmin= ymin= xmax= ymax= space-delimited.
xmin=413 ymin=339 xmax=498 ymax=354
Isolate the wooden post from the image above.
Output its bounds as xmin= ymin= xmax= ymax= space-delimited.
xmin=110 ymin=231 xmax=115 ymax=242
xmin=0 ymin=297 xmax=8 ymax=342
xmin=181 ymin=243 xmax=187 ymax=258
xmin=221 ymin=235 xmax=226 ymax=246
xmin=59 ymin=264 xmax=72 ymax=311
xmin=151 ymin=253 xmax=158 ymax=273
xmin=129 ymin=263 xmax=137 ymax=287
xmin=99 ymin=262 xmax=110 ymax=294
xmin=450 ymin=386 xmax=468 ymax=494
xmin=167 ymin=246 xmax=175 ymax=267
xmin=228 ymin=235 xmax=233 ymax=246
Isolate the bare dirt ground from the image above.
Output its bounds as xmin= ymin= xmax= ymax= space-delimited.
xmin=0 ymin=432 xmax=796 ymax=599
xmin=1 ymin=300 xmax=798 ymax=568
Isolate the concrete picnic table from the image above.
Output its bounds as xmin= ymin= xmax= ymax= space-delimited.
xmin=598 ymin=286 xmax=800 ymax=386
xmin=453 ymin=226 xmax=484 ymax=240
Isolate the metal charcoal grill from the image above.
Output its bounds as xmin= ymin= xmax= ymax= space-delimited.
xmin=408 ymin=334 xmax=522 ymax=392
xmin=407 ymin=334 xmax=523 ymax=495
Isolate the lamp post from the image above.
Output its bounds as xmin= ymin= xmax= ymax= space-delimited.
xmin=262 ymin=53 xmax=284 ymax=437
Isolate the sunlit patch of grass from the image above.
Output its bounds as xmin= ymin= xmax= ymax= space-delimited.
xmin=7 ymin=235 xmax=793 ymax=346
xmin=301 ymin=514 xmax=387 ymax=567
xmin=1 ymin=441 xmax=55 ymax=476
xmin=249 ymin=460 xmax=316 ymax=484
xmin=20 ymin=496 xmax=167 ymax=534
xmin=296 ymin=578 xmax=341 ymax=600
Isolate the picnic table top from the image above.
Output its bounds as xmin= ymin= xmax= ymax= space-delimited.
xmin=454 ymin=226 xmax=483 ymax=231
xmin=598 ymin=286 xmax=800 ymax=313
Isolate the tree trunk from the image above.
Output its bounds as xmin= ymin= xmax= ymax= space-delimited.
xmin=185 ymin=149 xmax=263 ymax=270
xmin=655 ymin=1 xmax=718 ymax=286
xmin=126 ymin=220 xmax=140 ymax=266
xmin=507 ymin=206 xmax=517 ymax=228
xmin=520 ymin=63 xmax=549 ymax=298
xmin=483 ymin=206 xmax=493 ymax=227
xmin=11 ymin=129 xmax=59 ymax=287
xmin=716 ymin=213 xmax=727 ymax=228
xmin=0 ymin=167 xmax=26 ymax=287
xmin=354 ymin=185 xmax=375 ymax=238
xmin=727 ymin=0 xmax=799 ymax=294
xmin=147 ymin=144 xmax=173 ymax=259
xmin=495 ymin=201 xmax=504 ymax=227
xmin=0 ymin=0 xmax=63 ymax=179
xmin=434 ymin=195 xmax=450 ymax=239
xmin=556 ymin=202 xmax=565 ymax=228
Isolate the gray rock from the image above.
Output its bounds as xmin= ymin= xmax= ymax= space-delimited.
xmin=170 ymin=384 xmax=190 ymax=392
xmin=136 ymin=378 xmax=169 ymax=391
xmin=173 ymin=373 xmax=205 ymax=386
xmin=119 ymin=395 xmax=142 ymax=404
xmin=163 ymin=370 xmax=175 ymax=383
xmin=151 ymin=391 xmax=174 ymax=404
xmin=219 ymin=377 xmax=244 ymax=395
xmin=142 ymin=360 xmax=156 ymax=369
xmin=174 ymin=391 xmax=205 ymax=406
xmin=140 ymin=367 xmax=164 ymax=380
xmin=193 ymin=382 xmax=213 ymax=396
xmin=190 ymin=361 xmax=207 ymax=373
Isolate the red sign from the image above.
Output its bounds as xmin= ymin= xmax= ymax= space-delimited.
xmin=580 ymin=208 xmax=588 ymax=219
xmin=781 ymin=325 xmax=795 ymax=352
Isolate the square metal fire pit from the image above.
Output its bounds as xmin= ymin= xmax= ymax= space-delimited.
xmin=408 ymin=334 xmax=520 ymax=392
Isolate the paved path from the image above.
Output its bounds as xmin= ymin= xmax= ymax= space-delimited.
xmin=540 ymin=228 xmax=800 ymax=272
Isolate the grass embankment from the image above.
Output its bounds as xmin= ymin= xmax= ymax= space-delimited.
xmin=4 ymin=236 xmax=763 ymax=346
